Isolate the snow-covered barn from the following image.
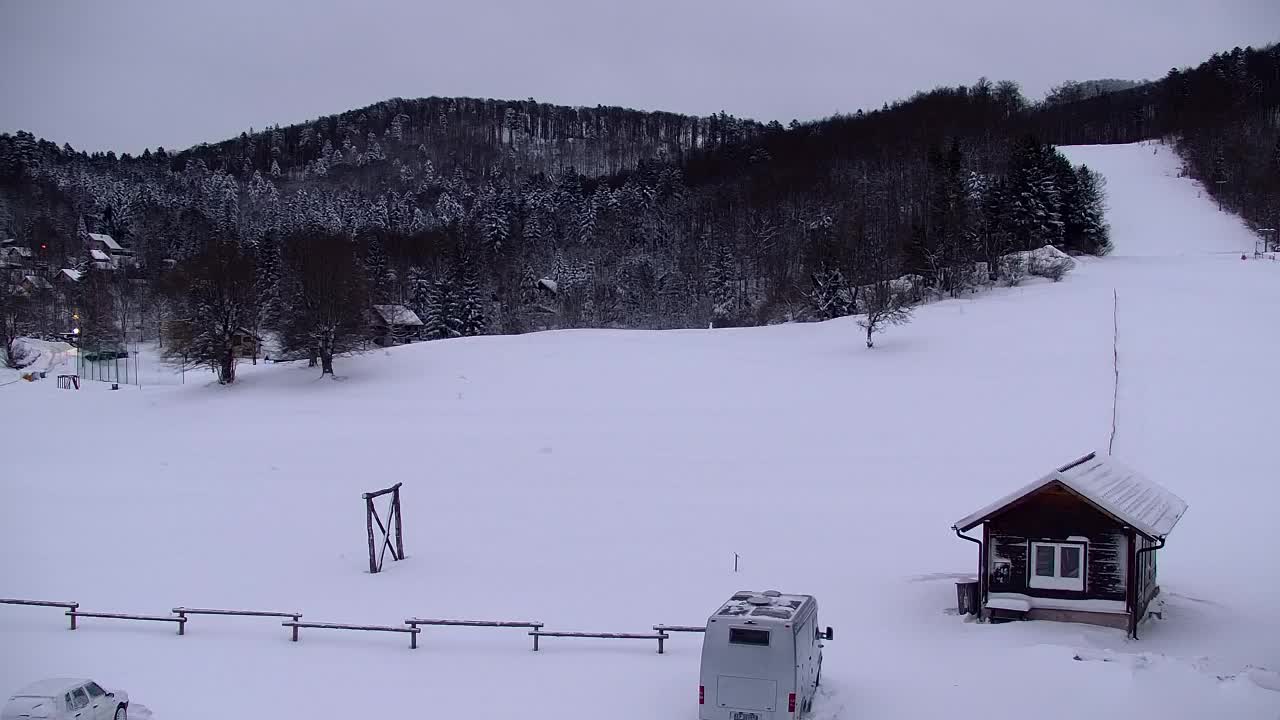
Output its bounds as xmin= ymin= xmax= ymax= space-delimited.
xmin=952 ymin=451 xmax=1187 ymax=637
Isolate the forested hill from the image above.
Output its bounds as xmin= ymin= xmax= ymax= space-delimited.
xmin=1 ymin=43 xmax=1276 ymax=360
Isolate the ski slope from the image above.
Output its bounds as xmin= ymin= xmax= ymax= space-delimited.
xmin=2 ymin=141 xmax=1278 ymax=719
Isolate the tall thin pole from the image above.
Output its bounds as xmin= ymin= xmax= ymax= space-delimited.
xmin=1109 ymin=289 xmax=1119 ymax=455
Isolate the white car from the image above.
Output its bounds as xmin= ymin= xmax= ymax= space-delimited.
xmin=2 ymin=679 xmax=128 ymax=720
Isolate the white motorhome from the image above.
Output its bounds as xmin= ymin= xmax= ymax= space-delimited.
xmin=699 ymin=590 xmax=833 ymax=720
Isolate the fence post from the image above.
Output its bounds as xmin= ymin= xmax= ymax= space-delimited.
xmin=366 ymin=496 xmax=377 ymax=574
xmin=393 ymin=486 xmax=404 ymax=560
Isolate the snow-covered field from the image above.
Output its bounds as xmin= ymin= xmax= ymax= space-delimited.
xmin=2 ymin=141 xmax=1278 ymax=719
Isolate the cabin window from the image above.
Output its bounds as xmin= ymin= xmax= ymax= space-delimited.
xmin=729 ymin=627 xmax=770 ymax=646
xmin=1028 ymin=541 xmax=1086 ymax=591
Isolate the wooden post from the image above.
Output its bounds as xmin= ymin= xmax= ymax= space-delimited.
xmin=291 ymin=624 xmax=299 ymax=642
xmin=532 ymin=633 xmax=540 ymax=651
xmin=69 ymin=605 xmax=78 ymax=630
xmin=410 ymin=630 xmax=418 ymax=650
xmin=393 ymin=486 xmax=404 ymax=561
xmin=657 ymin=634 xmax=665 ymax=654
xmin=366 ymin=496 xmax=377 ymax=574
xmin=177 ymin=618 xmax=185 ymax=636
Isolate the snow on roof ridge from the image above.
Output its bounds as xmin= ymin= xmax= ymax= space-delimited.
xmin=87 ymin=232 xmax=123 ymax=250
xmin=953 ymin=450 xmax=1188 ymax=539
xmin=373 ymin=304 xmax=423 ymax=326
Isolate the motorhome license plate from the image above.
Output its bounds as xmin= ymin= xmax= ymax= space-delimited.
xmin=731 ymin=713 xmax=759 ymax=720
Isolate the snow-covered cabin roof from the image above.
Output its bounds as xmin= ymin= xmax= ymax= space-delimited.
xmin=58 ymin=268 xmax=82 ymax=282
xmin=23 ymin=275 xmax=53 ymax=291
xmin=3 ymin=245 xmax=34 ymax=259
xmin=89 ymin=248 xmax=112 ymax=262
xmin=953 ymin=451 xmax=1188 ymax=540
xmin=372 ymin=304 xmax=423 ymax=327
xmin=88 ymin=232 xmax=123 ymax=251
xmin=710 ymin=590 xmax=815 ymax=626
xmin=537 ymin=277 xmax=558 ymax=294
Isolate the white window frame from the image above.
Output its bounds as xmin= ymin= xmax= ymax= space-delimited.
xmin=1028 ymin=541 xmax=1086 ymax=592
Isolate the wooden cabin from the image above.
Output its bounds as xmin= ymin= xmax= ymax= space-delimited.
xmin=952 ymin=451 xmax=1187 ymax=638
xmin=230 ymin=327 xmax=262 ymax=359
xmin=370 ymin=304 xmax=424 ymax=346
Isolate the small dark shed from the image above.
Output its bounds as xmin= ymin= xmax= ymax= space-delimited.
xmin=370 ymin=304 xmax=424 ymax=346
xmin=952 ymin=451 xmax=1188 ymax=638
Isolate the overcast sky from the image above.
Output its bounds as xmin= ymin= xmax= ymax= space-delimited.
xmin=2 ymin=0 xmax=1276 ymax=155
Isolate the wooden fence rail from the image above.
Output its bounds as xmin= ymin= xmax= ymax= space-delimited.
xmin=404 ymin=618 xmax=545 ymax=649
xmin=173 ymin=607 xmax=301 ymax=627
xmin=0 ymin=598 xmax=80 ymax=629
xmin=67 ymin=610 xmax=187 ymax=635
xmin=530 ymin=630 xmax=671 ymax=654
xmin=283 ymin=620 xmax=421 ymax=649
xmin=3 ymin=597 xmax=693 ymax=656
xmin=653 ymin=624 xmax=706 ymax=633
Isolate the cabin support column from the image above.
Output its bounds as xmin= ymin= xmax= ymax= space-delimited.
xmin=1131 ymin=536 xmax=1166 ymax=640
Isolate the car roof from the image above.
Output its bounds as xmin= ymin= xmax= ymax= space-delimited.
xmin=14 ymin=678 xmax=89 ymax=697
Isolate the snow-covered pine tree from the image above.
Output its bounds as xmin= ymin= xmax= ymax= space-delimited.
xmin=421 ymin=276 xmax=456 ymax=340
xmin=252 ymin=232 xmax=282 ymax=356
xmin=361 ymin=232 xmax=393 ymax=303
xmin=706 ymin=246 xmax=740 ymax=325
xmin=1073 ymin=166 xmax=1112 ymax=255
xmin=455 ymin=253 xmax=487 ymax=336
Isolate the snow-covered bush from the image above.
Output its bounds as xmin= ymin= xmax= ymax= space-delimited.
xmin=998 ymin=254 xmax=1029 ymax=287
xmin=1026 ymin=245 xmax=1076 ymax=282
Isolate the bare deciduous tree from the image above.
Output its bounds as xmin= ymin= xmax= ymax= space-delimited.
xmin=1 ymin=278 xmax=33 ymax=368
xmin=276 ymin=230 xmax=369 ymax=375
xmin=857 ymin=279 xmax=913 ymax=348
xmin=163 ymin=239 xmax=255 ymax=384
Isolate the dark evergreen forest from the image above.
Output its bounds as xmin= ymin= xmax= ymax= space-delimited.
xmin=2 ymin=42 xmax=1276 ymax=377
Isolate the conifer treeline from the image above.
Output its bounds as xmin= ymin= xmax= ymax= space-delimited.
xmin=1 ymin=42 xmax=1274 ymax=373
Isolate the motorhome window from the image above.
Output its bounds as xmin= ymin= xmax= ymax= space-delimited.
xmin=730 ymin=627 xmax=770 ymax=646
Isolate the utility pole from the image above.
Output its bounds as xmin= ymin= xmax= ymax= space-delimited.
xmin=1214 ymin=179 xmax=1228 ymax=212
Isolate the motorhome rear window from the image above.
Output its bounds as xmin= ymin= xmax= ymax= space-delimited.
xmin=729 ymin=628 xmax=770 ymax=646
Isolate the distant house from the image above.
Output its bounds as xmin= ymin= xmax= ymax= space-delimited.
xmin=0 ymin=257 xmax=25 ymax=283
xmin=1 ymin=245 xmax=34 ymax=260
xmin=951 ymin=451 xmax=1187 ymax=638
xmin=87 ymin=232 xmax=135 ymax=267
xmin=370 ymin=304 xmax=424 ymax=346
xmin=89 ymin=248 xmax=116 ymax=270
xmin=56 ymin=268 xmax=83 ymax=285
xmin=1 ymin=245 xmax=35 ymax=274
xmin=230 ymin=327 xmax=262 ymax=359
xmin=20 ymin=275 xmax=54 ymax=295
